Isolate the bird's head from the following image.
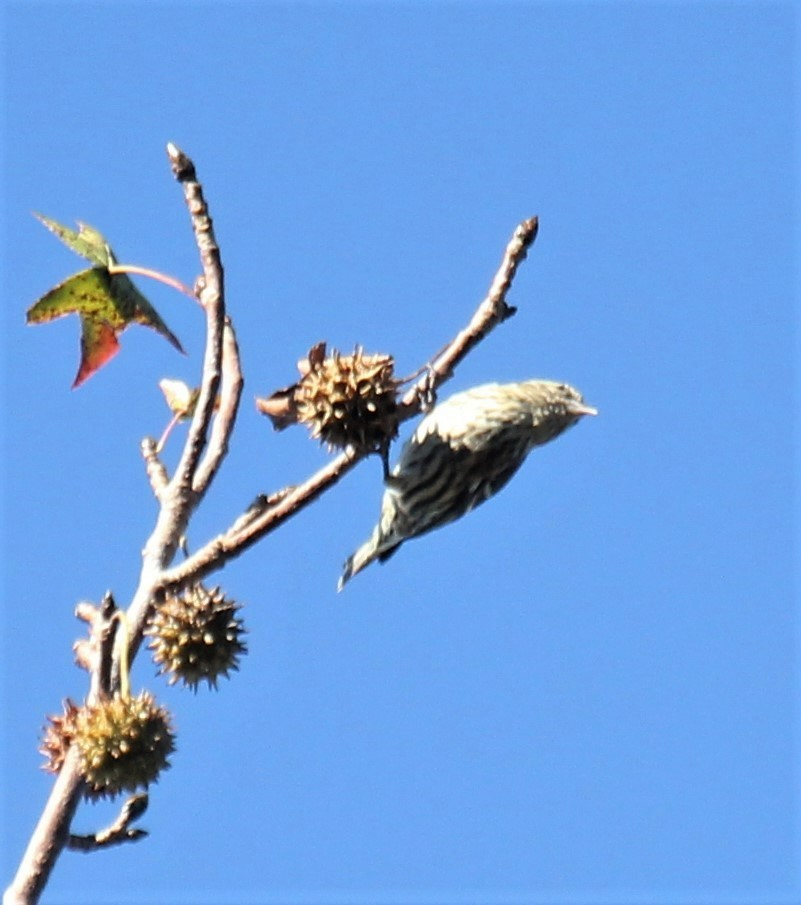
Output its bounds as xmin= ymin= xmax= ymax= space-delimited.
xmin=522 ymin=380 xmax=597 ymax=444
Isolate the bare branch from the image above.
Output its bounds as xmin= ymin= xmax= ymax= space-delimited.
xmin=127 ymin=145 xmax=235 ymax=653
xmin=400 ymin=215 xmax=538 ymax=414
xmin=159 ymin=447 xmax=362 ymax=590
xmin=166 ymin=143 xmax=227 ymax=496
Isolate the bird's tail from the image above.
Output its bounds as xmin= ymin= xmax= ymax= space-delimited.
xmin=337 ymin=535 xmax=377 ymax=591
xmin=338 ymin=524 xmax=398 ymax=591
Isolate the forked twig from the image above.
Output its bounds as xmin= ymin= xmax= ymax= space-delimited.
xmin=67 ymin=794 xmax=149 ymax=853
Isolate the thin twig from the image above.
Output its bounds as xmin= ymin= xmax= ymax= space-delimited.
xmin=90 ymin=592 xmax=119 ymax=700
xmin=406 ymin=216 xmax=538 ymax=408
xmin=193 ymin=316 xmax=244 ymax=494
xmin=67 ymin=793 xmax=149 ymax=852
xmin=141 ymin=437 xmax=170 ymax=498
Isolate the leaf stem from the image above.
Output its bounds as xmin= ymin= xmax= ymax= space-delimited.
xmin=108 ymin=264 xmax=196 ymax=301
xmin=113 ymin=612 xmax=131 ymax=700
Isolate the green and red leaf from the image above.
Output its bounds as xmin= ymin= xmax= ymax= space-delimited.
xmin=28 ymin=216 xmax=184 ymax=387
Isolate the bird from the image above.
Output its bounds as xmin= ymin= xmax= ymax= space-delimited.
xmin=338 ymin=379 xmax=596 ymax=589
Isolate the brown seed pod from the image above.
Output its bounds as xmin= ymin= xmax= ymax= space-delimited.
xmin=146 ymin=584 xmax=247 ymax=692
xmin=257 ymin=342 xmax=400 ymax=452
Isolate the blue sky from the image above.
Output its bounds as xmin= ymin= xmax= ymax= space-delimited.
xmin=2 ymin=3 xmax=798 ymax=904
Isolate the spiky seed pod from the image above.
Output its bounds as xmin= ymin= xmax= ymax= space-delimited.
xmin=146 ymin=584 xmax=247 ymax=691
xmin=73 ymin=691 xmax=175 ymax=798
xmin=40 ymin=699 xmax=81 ymax=775
xmin=295 ymin=346 xmax=399 ymax=452
xmin=339 ymin=380 xmax=597 ymax=589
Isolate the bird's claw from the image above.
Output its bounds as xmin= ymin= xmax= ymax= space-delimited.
xmin=417 ymin=366 xmax=439 ymax=413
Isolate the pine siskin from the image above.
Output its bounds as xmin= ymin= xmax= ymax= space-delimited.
xmin=338 ymin=379 xmax=596 ymax=589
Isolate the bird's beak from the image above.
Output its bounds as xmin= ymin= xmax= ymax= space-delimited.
xmin=571 ymin=402 xmax=598 ymax=417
